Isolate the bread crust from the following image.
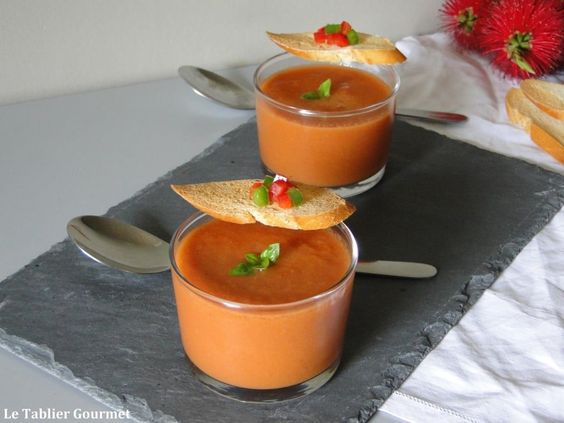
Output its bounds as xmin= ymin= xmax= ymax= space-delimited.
xmin=171 ymin=180 xmax=356 ymax=230
xmin=520 ymin=79 xmax=564 ymax=120
xmin=506 ymin=88 xmax=564 ymax=163
xmin=267 ymin=32 xmax=406 ymax=65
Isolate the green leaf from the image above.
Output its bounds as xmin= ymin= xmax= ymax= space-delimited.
xmin=260 ymin=243 xmax=280 ymax=264
xmin=245 ymin=253 xmax=260 ymax=265
xmin=514 ymin=55 xmax=535 ymax=75
xmin=506 ymin=31 xmax=535 ymax=75
xmin=229 ymin=243 xmax=281 ymax=276
xmin=287 ymin=187 xmax=303 ymax=206
xmin=229 ymin=262 xmax=253 ymax=276
xmin=318 ymin=78 xmax=331 ymax=98
xmin=254 ymin=256 xmax=271 ymax=271
xmin=324 ymin=23 xmax=341 ymax=34
xmin=301 ymin=78 xmax=332 ymax=100
xmin=301 ymin=90 xmax=321 ymax=100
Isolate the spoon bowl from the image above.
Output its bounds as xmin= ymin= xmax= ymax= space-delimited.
xmin=67 ymin=215 xmax=437 ymax=278
xmin=67 ymin=216 xmax=170 ymax=273
xmin=178 ymin=66 xmax=256 ymax=110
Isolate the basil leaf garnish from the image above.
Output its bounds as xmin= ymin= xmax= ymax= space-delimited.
xmin=318 ymin=78 xmax=331 ymax=98
xmin=245 ymin=253 xmax=260 ymax=265
xmin=301 ymin=79 xmax=332 ymax=100
xmin=260 ymin=243 xmax=280 ymax=264
xmin=229 ymin=262 xmax=253 ymax=276
xmin=301 ymin=91 xmax=321 ymax=100
xmin=229 ymin=243 xmax=281 ymax=276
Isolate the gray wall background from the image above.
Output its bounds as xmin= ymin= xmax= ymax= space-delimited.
xmin=0 ymin=0 xmax=443 ymax=105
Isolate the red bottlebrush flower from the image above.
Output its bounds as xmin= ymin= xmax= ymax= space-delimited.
xmin=479 ymin=0 xmax=564 ymax=79
xmin=440 ymin=0 xmax=486 ymax=50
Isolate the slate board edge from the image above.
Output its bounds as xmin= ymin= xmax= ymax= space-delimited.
xmin=0 ymin=327 xmax=177 ymax=423
xmin=0 ymin=122 xmax=246 ymax=423
xmin=1 ymin=118 xmax=563 ymax=423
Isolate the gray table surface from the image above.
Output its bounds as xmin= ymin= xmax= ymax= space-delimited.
xmin=0 ymin=67 xmax=407 ymax=422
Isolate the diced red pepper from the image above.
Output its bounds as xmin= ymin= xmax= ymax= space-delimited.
xmin=327 ymin=33 xmax=349 ymax=47
xmin=250 ymin=176 xmax=303 ymax=208
xmin=276 ymin=192 xmax=293 ymax=209
xmin=314 ymin=29 xmax=328 ymax=44
xmin=269 ymin=180 xmax=290 ymax=199
xmin=313 ymin=21 xmax=358 ymax=46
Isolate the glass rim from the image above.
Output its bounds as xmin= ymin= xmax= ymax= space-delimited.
xmin=253 ymin=52 xmax=400 ymax=118
xmin=169 ymin=211 xmax=359 ymax=311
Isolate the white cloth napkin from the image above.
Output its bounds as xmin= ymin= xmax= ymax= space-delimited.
xmin=376 ymin=32 xmax=564 ymax=423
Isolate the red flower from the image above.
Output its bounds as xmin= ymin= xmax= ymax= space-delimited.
xmin=440 ymin=0 xmax=486 ymax=50
xmin=478 ymin=0 xmax=564 ymax=78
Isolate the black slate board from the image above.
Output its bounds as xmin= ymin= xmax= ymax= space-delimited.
xmin=1 ymin=119 xmax=563 ymax=423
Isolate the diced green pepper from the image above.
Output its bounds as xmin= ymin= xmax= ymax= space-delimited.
xmin=252 ymin=185 xmax=269 ymax=207
xmin=346 ymin=29 xmax=359 ymax=45
xmin=287 ymin=187 xmax=303 ymax=207
xmin=324 ymin=23 xmax=341 ymax=34
xmin=263 ymin=175 xmax=274 ymax=188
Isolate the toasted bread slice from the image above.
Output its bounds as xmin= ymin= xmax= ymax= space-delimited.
xmin=520 ymin=79 xmax=564 ymax=120
xmin=267 ymin=31 xmax=406 ymax=65
xmin=506 ymin=87 xmax=564 ymax=163
xmin=171 ymin=180 xmax=356 ymax=230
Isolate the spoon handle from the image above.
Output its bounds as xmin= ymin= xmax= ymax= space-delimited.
xmin=356 ymin=261 xmax=438 ymax=279
xmin=395 ymin=108 xmax=467 ymax=123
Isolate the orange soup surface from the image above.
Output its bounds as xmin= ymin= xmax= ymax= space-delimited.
xmin=260 ymin=64 xmax=392 ymax=112
xmin=175 ymin=219 xmax=351 ymax=304
xmin=256 ymin=64 xmax=395 ymax=187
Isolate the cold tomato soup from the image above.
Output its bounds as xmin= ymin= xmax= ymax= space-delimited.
xmin=256 ymin=64 xmax=395 ymax=187
xmin=171 ymin=217 xmax=356 ymax=390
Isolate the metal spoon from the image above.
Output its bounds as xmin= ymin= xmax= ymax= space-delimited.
xmin=178 ymin=65 xmax=467 ymax=123
xmin=67 ymin=215 xmax=437 ymax=278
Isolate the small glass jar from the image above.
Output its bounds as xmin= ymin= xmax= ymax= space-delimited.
xmin=169 ymin=212 xmax=358 ymax=402
xmin=254 ymin=53 xmax=400 ymax=197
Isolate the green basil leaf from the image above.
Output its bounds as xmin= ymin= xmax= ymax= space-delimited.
xmin=229 ymin=262 xmax=253 ymax=276
xmin=260 ymin=243 xmax=280 ymax=264
xmin=301 ymin=90 xmax=321 ymax=100
xmin=302 ymin=79 xmax=332 ymax=100
xmin=254 ymin=256 xmax=271 ymax=271
xmin=230 ymin=243 xmax=281 ymax=276
xmin=318 ymin=78 xmax=331 ymax=98
xmin=245 ymin=253 xmax=260 ymax=265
